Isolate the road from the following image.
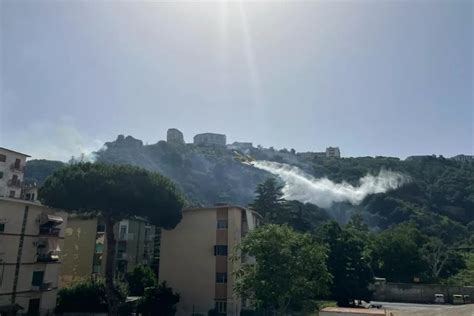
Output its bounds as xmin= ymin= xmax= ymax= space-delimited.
xmin=371 ymin=301 xmax=474 ymax=316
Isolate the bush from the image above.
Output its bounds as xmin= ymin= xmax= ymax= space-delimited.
xmin=56 ymin=279 xmax=127 ymax=313
xmin=136 ymin=281 xmax=180 ymax=316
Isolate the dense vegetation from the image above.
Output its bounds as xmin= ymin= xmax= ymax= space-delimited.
xmin=26 ymin=135 xmax=473 ymax=243
xmin=249 ymin=179 xmax=472 ymax=310
xmin=234 ymin=224 xmax=331 ymax=314
xmin=56 ymin=267 xmax=180 ymax=315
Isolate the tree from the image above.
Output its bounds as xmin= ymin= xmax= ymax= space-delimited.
xmin=421 ymin=238 xmax=466 ymax=281
xmin=250 ymin=178 xmax=287 ymax=223
xmin=39 ymin=163 xmax=184 ymax=315
xmin=126 ymin=265 xmax=157 ymax=296
xmin=136 ymin=281 xmax=180 ymax=316
xmin=234 ymin=224 xmax=331 ymax=315
xmin=370 ymin=223 xmax=428 ymax=283
xmin=56 ymin=279 xmax=127 ymax=314
xmin=321 ymin=221 xmax=373 ymax=306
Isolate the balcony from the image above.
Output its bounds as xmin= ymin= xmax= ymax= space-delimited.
xmin=31 ymin=282 xmax=52 ymax=292
xmin=39 ymin=226 xmax=60 ymax=237
xmin=118 ymin=233 xmax=134 ymax=241
xmin=10 ymin=163 xmax=25 ymax=172
xmin=38 ymin=213 xmax=63 ymax=237
xmin=117 ymin=252 xmax=128 ymax=260
xmin=7 ymin=179 xmax=22 ymax=188
xmin=37 ymin=252 xmax=59 ymax=263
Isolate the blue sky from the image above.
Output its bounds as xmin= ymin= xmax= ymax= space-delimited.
xmin=1 ymin=0 xmax=472 ymax=161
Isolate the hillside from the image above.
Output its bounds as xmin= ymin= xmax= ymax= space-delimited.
xmin=25 ymin=135 xmax=474 ymax=243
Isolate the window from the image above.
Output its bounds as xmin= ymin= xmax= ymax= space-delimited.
xmin=216 ymin=272 xmax=227 ymax=283
xmin=14 ymin=158 xmax=20 ymax=169
xmin=0 ymin=223 xmax=4 ymax=232
xmin=215 ymin=301 xmax=227 ymax=314
xmin=31 ymin=271 xmax=44 ymax=286
xmin=217 ymin=219 xmax=228 ymax=229
xmin=214 ymin=245 xmax=228 ymax=256
xmin=93 ymin=265 xmax=102 ymax=274
xmin=0 ymin=172 xmax=3 ymax=179
xmin=96 ymin=224 xmax=105 ymax=233
xmin=9 ymin=191 xmax=15 ymax=198
xmin=95 ymin=243 xmax=104 ymax=254
xmin=0 ymin=154 xmax=5 ymax=162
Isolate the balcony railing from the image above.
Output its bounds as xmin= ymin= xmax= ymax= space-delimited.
xmin=31 ymin=282 xmax=52 ymax=292
xmin=118 ymin=233 xmax=134 ymax=241
xmin=37 ymin=252 xmax=60 ymax=263
xmin=39 ymin=226 xmax=60 ymax=237
xmin=10 ymin=164 xmax=25 ymax=172
xmin=117 ymin=252 xmax=128 ymax=260
xmin=7 ymin=179 xmax=22 ymax=187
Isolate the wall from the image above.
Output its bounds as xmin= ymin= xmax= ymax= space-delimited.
xmin=373 ymin=282 xmax=474 ymax=304
xmin=0 ymin=198 xmax=67 ymax=314
xmin=227 ymin=207 xmax=242 ymax=316
xmin=159 ymin=209 xmax=216 ymax=316
xmin=59 ymin=216 xmax=98 ymax=288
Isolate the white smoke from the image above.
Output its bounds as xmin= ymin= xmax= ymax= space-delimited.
xmin=4 ymin=118 xmax=104 ymax=162
xmin=253 ymin=161 xmax=408 ymax=208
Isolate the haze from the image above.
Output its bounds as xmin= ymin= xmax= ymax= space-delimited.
xmin=0 ymin=0 xmax=472 ymax=161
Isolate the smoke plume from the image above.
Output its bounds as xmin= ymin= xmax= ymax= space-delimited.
xmin=253 ymin=161 xmax=408 ymax=208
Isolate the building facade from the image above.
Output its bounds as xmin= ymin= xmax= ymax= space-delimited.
xmin=0 ymin=197 xmax=67 ymax=315
xmin=167 ymin=128 xmax=185 ymax=145
xmin=59 ymin=216 xmax=156 ymax=288
xmin=227 ymin=142 xmax=253 ymax=151
xmin=193 ymin=133 xmax=227 ymax=147
xmin=159 ymin=205 xmax=260 ymax=316
xmin=450 ymin=154 xmax=474 ymax=163
xmin=0 ymin=147 xmax=66 ymax=315
xmin=326 ymin=146 xmax=341 ymax=158
xmin=0 ymin=147 xmax=30 ymax=200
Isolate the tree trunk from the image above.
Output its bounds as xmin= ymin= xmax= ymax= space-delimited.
xmin=105 ymin=216 xmax=119 ymax=316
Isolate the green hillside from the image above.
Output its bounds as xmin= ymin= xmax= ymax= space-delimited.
xmin=25 ymin=135 xmax=474 ymax=245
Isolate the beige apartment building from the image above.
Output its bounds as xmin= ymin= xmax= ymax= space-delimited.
xmin=59 ymin=216 xmax=157 ymax=287
xmin=159 ymin=205 xmax=260 ymax=316
xmin=0 ymin=148 xmax=30 ymax=200
xmin=0 ymin=197 xmax=67 ymax=315
xmin=0 ymin=147 xmax=66 ymax=315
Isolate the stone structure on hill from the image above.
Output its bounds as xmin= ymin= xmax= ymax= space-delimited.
xmin=167 ymin=128 xmax=185 ymax=145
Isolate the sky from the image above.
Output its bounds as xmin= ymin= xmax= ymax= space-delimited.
xmin=0 ymin=0 xmax=472 ymax=161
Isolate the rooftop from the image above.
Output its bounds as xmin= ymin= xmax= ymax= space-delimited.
xmin=0 ymin=147 xmax=31 ymax=158
xmin=183 ymin=204 xmax=262 ymax=218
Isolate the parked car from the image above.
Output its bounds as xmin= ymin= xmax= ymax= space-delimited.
xmin=453 ymin=294 xmax=464 ymax=305
xmin=434 ymin=294 xmax=445 ymax=304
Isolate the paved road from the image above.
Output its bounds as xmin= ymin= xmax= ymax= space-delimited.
xmin=370 ymin=301 xmax=474 ymax=316
xmin=371 ymin=301 xmax=453 ymax=310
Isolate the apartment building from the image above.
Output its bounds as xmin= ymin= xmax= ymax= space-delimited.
xmin=0 ymin=197 xmax=67 ymax=315
xmin=0 ymin=147 xmax=66 ymax=315
xmin=59 ymin=216 xmax=156 ymax=287
xmin=0 ymin=147 xmax=30 ymax=200
xmin=193 ymin=133 xmax=227 ymax=147
xmin=159 ymin=205 xmax=261 ymax=316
